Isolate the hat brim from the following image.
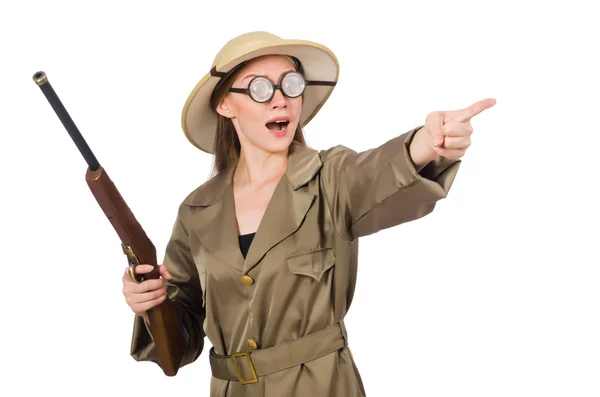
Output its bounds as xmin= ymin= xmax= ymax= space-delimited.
xmin=181 ymin=39 xmax=339 ymax=154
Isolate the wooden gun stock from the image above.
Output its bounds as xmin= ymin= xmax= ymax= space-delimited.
xmin=33 ymin=71 xmax=185 ymax=376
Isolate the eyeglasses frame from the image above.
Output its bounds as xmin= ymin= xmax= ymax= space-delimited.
xmin=228 ymin=71 xmax=336 ymax=103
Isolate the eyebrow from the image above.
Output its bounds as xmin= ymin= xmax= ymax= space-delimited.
xmin=241 ymin=69 xmax=296 ymax=84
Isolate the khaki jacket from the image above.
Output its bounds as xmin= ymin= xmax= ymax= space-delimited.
xmin=130 ymin=126 xmax=461 ymax=396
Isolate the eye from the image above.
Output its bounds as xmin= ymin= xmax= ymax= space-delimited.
xmin=249 ymin=77 xmax=273 ymax=102
xmin=282 ymin=72 xmax=305 ymax=97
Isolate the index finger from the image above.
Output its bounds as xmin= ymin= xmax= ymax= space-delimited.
xmin=455 ymin=98 xmax=496 ymax=122
xmin=132 ymin=278 xmax=167 ymax=293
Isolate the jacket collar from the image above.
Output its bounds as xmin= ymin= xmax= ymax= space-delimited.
xmin=183 ymin=140 xmax=322 ymax=206
xmin=183 ymin=141 xmax=322 ymax=273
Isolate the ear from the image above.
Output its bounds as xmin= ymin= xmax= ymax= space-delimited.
xmin=215 ymin=96 xmax=235 ymax=119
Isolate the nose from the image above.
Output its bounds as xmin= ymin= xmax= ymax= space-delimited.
xmin=270 ymin=88 xmax=287 ymax=109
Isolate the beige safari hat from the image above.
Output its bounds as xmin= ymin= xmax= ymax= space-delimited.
xmin=181 ymin=31 xmax=339 ymax=154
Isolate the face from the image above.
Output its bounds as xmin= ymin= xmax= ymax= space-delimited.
xmin=215 ymin=55 xmax=303 ymax=155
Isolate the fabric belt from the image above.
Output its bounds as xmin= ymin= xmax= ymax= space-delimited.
xmin=209 ymin=321 xmax=348 ymax=384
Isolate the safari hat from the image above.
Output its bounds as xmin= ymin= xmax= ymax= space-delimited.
xmin=181 ymin=31 xmax=339 ymax=154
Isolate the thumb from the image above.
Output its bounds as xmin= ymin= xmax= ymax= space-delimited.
xmin=427 ymin=112 xmax=445 ymax=147
xmin=159 ymin=264 xmax=172 ymax=280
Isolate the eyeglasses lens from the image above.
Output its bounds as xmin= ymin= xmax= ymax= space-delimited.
xmin=249 ymin=77 xmax=273 ymax=102
xmin=282 ymin=73 xmax=305 ymax=97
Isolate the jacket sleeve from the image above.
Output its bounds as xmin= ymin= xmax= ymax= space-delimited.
xmin=130 ymin=202 xmax=206 ymax=369
xmin=319 ymin=125 xmax=461 ymax=241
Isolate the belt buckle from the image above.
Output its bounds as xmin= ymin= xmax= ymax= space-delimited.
xmin=231 ymin=351 xmax=258 ymax=384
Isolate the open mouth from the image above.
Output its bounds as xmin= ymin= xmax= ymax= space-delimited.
xmin=265 ymin=120 xmax=290 ymax=132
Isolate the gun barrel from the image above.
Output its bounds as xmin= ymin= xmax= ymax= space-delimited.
xmin=32 ymin=71 xmax=101 ymax=171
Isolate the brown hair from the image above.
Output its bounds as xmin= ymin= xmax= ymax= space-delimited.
xmin=209 ymin=57 xmax=308 ymax=177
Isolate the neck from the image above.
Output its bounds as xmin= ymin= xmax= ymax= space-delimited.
xmin=234 ymin=144 xmax=288 ymax=187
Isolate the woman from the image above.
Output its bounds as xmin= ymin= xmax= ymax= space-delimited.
xmin=122 ymin=31 xmax=495 ymax=396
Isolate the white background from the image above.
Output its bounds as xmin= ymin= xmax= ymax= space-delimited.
xmin=1 ymin=0 xmax=598 ymax=396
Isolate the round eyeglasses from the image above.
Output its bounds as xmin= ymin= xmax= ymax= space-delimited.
xmin=228 ymin=71 xmax=336 ymax=103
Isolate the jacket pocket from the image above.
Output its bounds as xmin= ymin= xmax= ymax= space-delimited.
xmin=286 ymin=247 xmax=336 ymax=282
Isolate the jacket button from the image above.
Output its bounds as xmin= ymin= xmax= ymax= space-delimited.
xmin=240 ymin=275 xmax=254 ymax=286
xmin=246 ymin=339 xmax=258 ymax=350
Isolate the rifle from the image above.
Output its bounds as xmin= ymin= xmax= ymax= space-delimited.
xmin=32 ymin=71 xmax=185 ymax=376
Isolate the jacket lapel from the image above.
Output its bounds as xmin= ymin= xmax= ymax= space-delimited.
xmin=242 ymin=141 xmax=323 ymax=272
xmin=242 ymin=175 xmax=315 ymax=272
xmin=185 ymin=166 xmax=245 ymax=271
